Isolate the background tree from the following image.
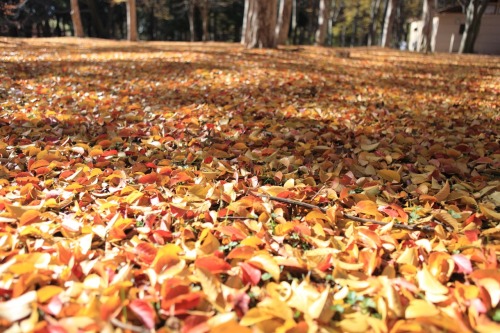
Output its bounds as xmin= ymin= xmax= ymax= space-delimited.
xmin=315 ymin=0 xmax=331 ymax=45
xmin=380 ymin=0 xmax=397 ymax=47
xmin=242 ymin=0 xmax=278 ymax=48
xmin=126 ymin=0 xmax=138 ymax=40
xmin=419 ymin=0 xmax=435 ymax=52
xmin=458 ymin=0 xmax=489 ymax=53
xmin=70 ymin=0 xmax=84 ymax=37
xmin=367 ymin=0 xmax=381 ymax=46
xmin=276 ymin=0 xmax=293 ymax=45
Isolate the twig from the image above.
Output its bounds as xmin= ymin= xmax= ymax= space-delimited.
xmin=257 ymin=194 xmax=434 ymax=233
xmin=344 ymin=214 xmax=434 ymax=233
xmin=255 ymin=193 xmax=327 ymax=212
xmin=217 ymin=216 xmax=256 ymax=220
xmin=111 ymin=318 xmax=151 ymax=333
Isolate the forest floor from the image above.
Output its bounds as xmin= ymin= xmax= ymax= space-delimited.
xmin=0 ymin=37 xmax=499 ymax=333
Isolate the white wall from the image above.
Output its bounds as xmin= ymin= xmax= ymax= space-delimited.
xmin=408 ymin=12 xmax=500 ymax=55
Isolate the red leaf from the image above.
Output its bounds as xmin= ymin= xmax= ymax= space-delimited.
xmin=169 ymin=171 xmax=192 ymax=186
xmin=161 ymin=292 xmax=203 ymax=315
xmin=240 ymin=262 xmax=261 ymax=286
xmin=195 ymin=256 xmax=231 ymax=274
xmin=102 ymin=149 xmax=118 ymax=157
xmin=129 ymin=299 xmax=155 ymax=329
xmin=135 ymin=242 xmax=158 ymax=265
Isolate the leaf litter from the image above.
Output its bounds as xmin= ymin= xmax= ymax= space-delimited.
xmin=0 ymin=38 xmax=499 ymax=332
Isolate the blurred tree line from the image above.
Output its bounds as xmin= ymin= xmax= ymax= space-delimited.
xmin=0 ymin=0 xmax=490 ymax=53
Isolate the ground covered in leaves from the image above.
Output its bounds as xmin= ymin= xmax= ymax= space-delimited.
xmin=0 ymin=38 xmax=499 ymax=333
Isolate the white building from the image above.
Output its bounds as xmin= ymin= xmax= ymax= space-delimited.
xmin=408 ymin=1 xmax=500 ymax=54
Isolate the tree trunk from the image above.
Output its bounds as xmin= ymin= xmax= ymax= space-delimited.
xmin=351 ymin=0 xmax=361 ymax=47
xmin=276 ymin=0 xmax=293 ymax=45
xmin=315 ymin=0 xmax=331 ymax=46
xmin=199 ymin=0 xmax=209 ymax=42
xmin=381 ymin=0 xmax=397 ymax=47
xmin=241 ymin=0 xmax=249 ymax=44
xmin=291 ymin=0 xmax=298 ymax=44
xmin=367 ymin=0 xmax=381 ymax=46
xmin=459 ymin=0 xmax=488 ymax=54
xmin=243 ymin=0 xmax=278 ymax=49
xmin=127 ymin=0 xmax=138 ymax=41
xmin=188 ymin=0 xmax=195 ymax=41
xmin=419 ymin=0 xmax=435 ymax=53
xmin=70 ymin=0 xmax=84 ymax=37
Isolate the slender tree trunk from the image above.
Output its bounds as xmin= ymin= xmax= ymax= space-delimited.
xmin=200 ymin=0 xmax=209 ymax=42
xmin=381 ymin=0 xmax=397 ymax=47
xmin=70 ymin=0 xmax=84 ymax=37
xmin=459 ymin=0 xmax=488 ymax=54
xmin=127 ymin=0 xmax=138 ymax=41
xmin=292 ymin=0 xmax=298 ymax=44
xmin=243 ymin=0 xmax=278 ymax=49
xmin=188 ymin=0 xmax=195 ymax=41
xmin=367 ymin=0 xmax=381 ymax=46
xmin=351 ymin=0 xmax=360 ymax=46
xmin=276 ymin=0 xmax=293 ymax=45
xmin=419 ymin=0 xmax=435 ymax=53
xmin=241 ymin=0 xmax=249 ymax=44
xmin=315 ymin=0 xmax=331 ymax=46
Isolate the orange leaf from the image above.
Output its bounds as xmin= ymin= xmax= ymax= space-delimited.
xmin=195 ymin=256 xmax=231 ymax=274
xmin=227 ymin=246 xmax=256 ymax=260
xmin=353 ymin=200 xmax=383 ymax=219
xmin=138 ymin=172 xmax=158 ymax=184
xmin=19 ymin=210 xmax=42 ymax=226
xmin=217 ymin=225 xmax=248 ymax=241
xmin=29 ymin=159 xmax=49 ymax=171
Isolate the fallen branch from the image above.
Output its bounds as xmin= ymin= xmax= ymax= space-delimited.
xmin=257 ymin=194 xmax=434 ymax=233
xmin=111 ymin=318 xmax=150 ymax=333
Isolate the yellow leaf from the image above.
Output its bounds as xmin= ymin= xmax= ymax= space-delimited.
xmin=304 ymin=210 xmax=328 ymax=223
xmin=479 ymin=204 xmax=500 ymax=221
xmin=434 ymin=181 xmax=450 ymax=202
xmin=416 ymin=266 xmax=448 ymax=295
xmin=405 ymin=299 xmax=440 ymax=318
xmin=248 ymin=253 xmax=280 ymax=281
xmin=240 ymin=308 xmax=274 ymax=326
xmin=37 ymin=286 xmax=64 ymax=303
xmin=125 ymin=190 xmax=144 ymax=204
xmin=211 ymin=320 xmax=252 ymax=333
xmin=339 ymin=313 xmax=370 ymax=333
xmin=335 ymin=260 xmax=364 ymax=271
xmin=377 ymin=169 xmax=401 ymax=183
xmin=65 ymin=183 xmax=84 ymax=191
xmin=240 ymin=236 xmax=264 ymax=248
xmin=274 ymin=222 xmax=295 ymax=236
